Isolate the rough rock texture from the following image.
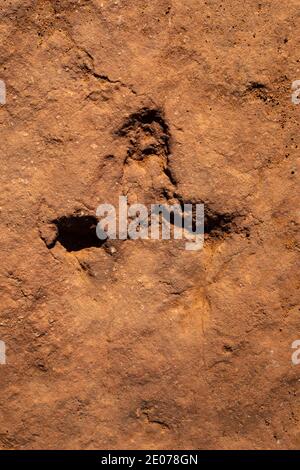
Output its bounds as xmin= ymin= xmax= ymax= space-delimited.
xmin=0 ymin=0 xmax=299 ymax=450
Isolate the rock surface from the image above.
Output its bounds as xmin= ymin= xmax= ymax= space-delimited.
xmin=0 ymin=0 xmax=299 ymax=449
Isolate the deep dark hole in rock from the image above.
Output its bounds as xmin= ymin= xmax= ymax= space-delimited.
xmin=247 ymin=81 xmax=266 ymax=90
xmin=204 ymin=210 xmax=234 ymax=236
xmin=174 ymin=194 xmax=235 ymax=237
xmin=53 ymin=215 xmax=105 ymax=252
